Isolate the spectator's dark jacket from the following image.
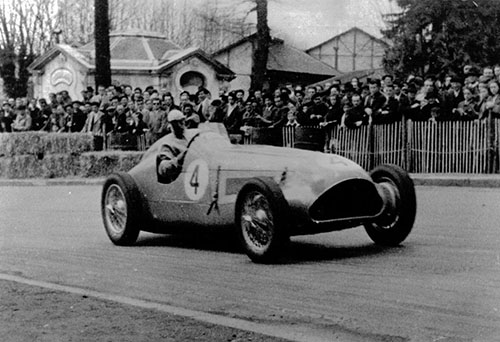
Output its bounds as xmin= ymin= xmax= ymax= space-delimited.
xmin=372 ymin=96 xmax=401 ymax=124
xmin=306 ymin=101 xmax=329 ymax=126
xmin=269 ymin=105 xmax=288 ymax=128
xmin=364 ymin=91 xmax=386 ymax=116
xmin=324 ymin=101 xmax=344 ymax=126
xmin=454 ymin=99 xmax=479 ymax=121
xmin=70 ymin=108 xmax=87 ymax=132
xmin=442 ymin=89 xmax=465 ymax=120
xmin=223 ymin=104 xmax=243 ymax=134
xmin=343 ymin=104 xmax=368 ymax=128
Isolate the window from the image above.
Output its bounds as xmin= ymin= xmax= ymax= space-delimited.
xmin=180 ymin=71 xmax=206 ymax=93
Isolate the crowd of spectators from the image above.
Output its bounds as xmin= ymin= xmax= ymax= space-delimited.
xmin=1 ymin=63 xmax=500 ymax=150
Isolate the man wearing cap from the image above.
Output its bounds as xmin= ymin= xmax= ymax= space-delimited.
xmin=157 ymin=109 xmax=198 ymax=183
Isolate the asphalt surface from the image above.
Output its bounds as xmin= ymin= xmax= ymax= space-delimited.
xmin=1 ymin=183 xmax=500 ymax=341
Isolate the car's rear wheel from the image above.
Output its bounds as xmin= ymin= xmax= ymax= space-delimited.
xmin=364 ymin=164 xmax=416 ymax=246
xmin=101 ymin=172 xmax=142 ymax=245
xmin=235 ymin=178 xmax=290 ymax=263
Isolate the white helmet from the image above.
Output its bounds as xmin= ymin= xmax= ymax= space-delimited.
xmin=167 ymin=109 xmax=186 ymax=122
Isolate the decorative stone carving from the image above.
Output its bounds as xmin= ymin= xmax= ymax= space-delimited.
xmin=50 ymin=68 xmax=73 ymax=86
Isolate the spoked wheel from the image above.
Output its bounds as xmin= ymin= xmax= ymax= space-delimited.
xmin=364 ymin=164 xmax=416 ymax=246
xmin=236 ymin=178 xmax=290 ymax=263
xmin=101 ymin=172 xmax=142 ymax=245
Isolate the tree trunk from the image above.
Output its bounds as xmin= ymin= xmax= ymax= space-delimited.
xmin=251 ymin=0 xmax=270 ymax=91
xmin=94 ymin=0 xmax=111 ymax=88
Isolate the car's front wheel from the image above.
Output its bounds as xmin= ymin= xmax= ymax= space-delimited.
xmin=101 ymin=172 xmax=142 ymax=245
xmin=235 ymin=178 xmax=290 ymax=263
xmin=364 ymin=164 xmax=416 ymax=246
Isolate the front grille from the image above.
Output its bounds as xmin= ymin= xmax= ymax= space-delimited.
xmin=309 ymin=178 xmax=383 ymax=222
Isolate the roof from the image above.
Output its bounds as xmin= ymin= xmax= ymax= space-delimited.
xmin=305 ymin=26 xmax=390 ymax=53
xmin=29 ymin=29 xmax=234 ymax=78
xmin=213 ymin=34 xmax=340 ymax=77
xmin=267 ymin=41 xmax=338 ymax=76
xmin=308 ymin=68 xmax=385 ymax=88
xmin=77 ymin=29 xmax=181 ymax=69
xmin=157 ymin=47 xmax=234 ymax=78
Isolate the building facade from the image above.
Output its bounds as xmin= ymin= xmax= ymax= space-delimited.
xmin=213 ymin=34 xmax=340 ymax=92
xmin=306 ymin=27 xmax=389 ymax=74
xmin=28 ymin=30 xmax=234 ymax=101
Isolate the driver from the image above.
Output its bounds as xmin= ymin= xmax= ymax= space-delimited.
xmin=157 ymin=109 xmax=197 ymax=182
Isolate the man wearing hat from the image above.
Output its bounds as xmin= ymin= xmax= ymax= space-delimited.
xmin=156 ymin=109 xmax=199 ymax=183
xmin=81 ymin=101 xmax=104 ymax=150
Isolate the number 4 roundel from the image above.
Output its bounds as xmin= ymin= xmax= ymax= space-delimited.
xmin=184 ymin=159 xmax=209 ymax=201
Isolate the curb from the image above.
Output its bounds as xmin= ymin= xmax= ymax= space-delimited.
xmin=1 ymin=175 xmax=500 ymax=188
xmin=410 ymin=174 xmax=500 ymax=188
xmin=0 ymin=178 xmax=105 ymax=187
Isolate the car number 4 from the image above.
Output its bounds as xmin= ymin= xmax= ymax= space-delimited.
xmin=184 ymin=159 xmax=209 ymax=201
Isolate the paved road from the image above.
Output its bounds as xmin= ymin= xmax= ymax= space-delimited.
xmin=1 ymin=185 xmax=499 ymax=341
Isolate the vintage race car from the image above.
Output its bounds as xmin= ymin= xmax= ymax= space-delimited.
xmin=101 ymin=124 xmax=417 ymax=263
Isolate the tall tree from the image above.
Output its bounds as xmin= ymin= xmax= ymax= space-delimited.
xmin=250 ymin=0 xmax=270 ymax=91
xmin=94 ymin=0 xmax=111 ymax=88
xmin=383 ymin=0 xmax=500 ymax=79
xmin=0 ymin=0 xmax=56 ymax=97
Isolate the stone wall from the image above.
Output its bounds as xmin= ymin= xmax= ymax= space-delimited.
xmin=0 ymin=132 xmax=143 ymax=178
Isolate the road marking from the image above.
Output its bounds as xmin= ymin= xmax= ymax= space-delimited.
xmin=0 ymin=273 xmax=338 ymax=342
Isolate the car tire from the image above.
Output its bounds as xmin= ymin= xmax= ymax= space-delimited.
xmin=364 ymin=164 xmax=416 ymax=246
xmin=235 ymin=178 xmax=290 ymax=263
xmin=101 ymin=172 xmax=142 ymax=245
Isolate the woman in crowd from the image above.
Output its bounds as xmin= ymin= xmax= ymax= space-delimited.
xmin=485 ymin=80 xmax=500 ymax=118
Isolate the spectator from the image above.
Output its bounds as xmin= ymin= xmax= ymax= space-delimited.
xmin=182 ymin=102 xmax=200 ymax=129
xmin=58 ymin=104 xmax=73 ymax=132
xmin=482 ymin=66 xmax=494 ymax=82
xmin=28 ymin=98 xmax=45 ymax=131
xmin=81 ymin=101 xmax=103 ymax=135
xmin=11 ymin=105 xmax=32 ymax=132
xmin=373 ymin=84 xmax=400 ymax=124
xmin=342 ymin=94 xmax=368 ymax=128
xmin=321 ymin=92 xmax=343 ymax=128
xmin=485 ymin=80 xmax=500 ymax=118
xmin=179 ymin=91 xmax=191 ymax=108
xmin=306 ymin=93 xmax=329 ymax=126
xmin=269 ymin=94 xmax=288 ymax=128
xmin=69 ymin=101 xmax=87 ymax=132
xmin=364 ymin=79 xmax=386 ymax=124
xmin=114 ymin=104 xmax=132 ymax=133
xmin=235 ymin=89 xmax=245 ymax=103
xmin=420 ymin=77 xmax=442 ymax=121
xmin=475 ymin=86 xmax=490 ymax=120
xmin=351 ymin=77 xmax=361 ymax=93
xmin=453 ymin=87 xmax=479 ymax=121
xmin=162 ymin=92 xmax=180 ymax=113
xmin=223 ymin=91 xmax=243 ymax=135
xmin=400 ymin=84 xmax=422 ymax=121
xmin=382 ymin=74 xmax=394 ymax=87
xmin=285 ymin=103 xmax=300 ymax=127
xmin=294 ymin=90 xmax=305 ymax=106
xmin=131 ymin=111 xmax=148 ymax=136
xmin=146 ymin=97 xmax=168 ymax=144
xmin=259 ymin=94 xmax=275 ymax=127
xmin=43 ymin=104 xmax=64 ymax=132
xmin=443 ymin=77 xmax=464 ymax=119
xmin=207 ymin=99 xmax=225 ymax=122
xmin=196 ymin=87 xmax=211 ymax=122
xmin=240 ymin=98 xmax=260 ymax=133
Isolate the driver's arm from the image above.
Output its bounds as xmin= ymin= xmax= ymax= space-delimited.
xmin=157 ymin=144 xmax=186 ymax=177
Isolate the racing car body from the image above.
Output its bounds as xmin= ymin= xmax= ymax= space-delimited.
xmin=102 ymin=124 xmax=417 ymax=263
